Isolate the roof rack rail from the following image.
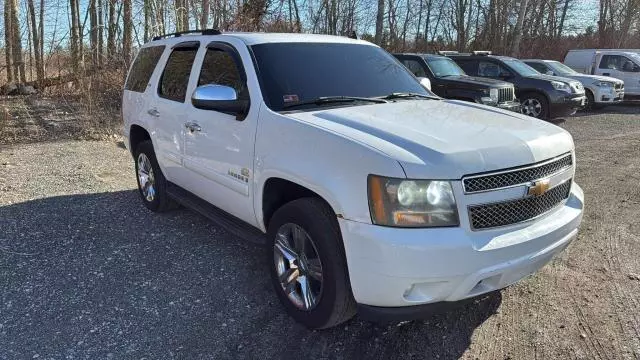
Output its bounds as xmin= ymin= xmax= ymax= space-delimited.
xmin=437 ymin=50 xmax=459 ymax=55
xmin=152 ymin=29 xmax=221 ymax=41
xmin=472 ymin=50 xmax=492 ymax=56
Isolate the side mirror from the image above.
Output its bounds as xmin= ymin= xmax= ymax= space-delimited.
xmin=545 ymin=70 xmax=554 ymax=76
xmin=191 ymin=84 xmax=249 ymax=120
xmin=417 ymin=77 xmax=432 ymax=91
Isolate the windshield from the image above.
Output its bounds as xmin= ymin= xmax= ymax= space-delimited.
xmin=503 ymin=59 xmax=541 ymax=77
xmin=425 ymin=57 xmax=466 ymax=77
xmin=547 ymin=61 xmax=578 ymax=76
xmin=250 ymin=43 xmax=431 ymax=111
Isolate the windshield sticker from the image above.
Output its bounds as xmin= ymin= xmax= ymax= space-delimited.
xmin=283 ymin=94 xmax=299 ymax=103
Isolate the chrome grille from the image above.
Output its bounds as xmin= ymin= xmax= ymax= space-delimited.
xmin=463 ymin=153 xmax=572 ymax=193
xmin=468 ymin=180 xmax=572 ymax=230
xmin=498 ymin=87 xmax=514 ymax=103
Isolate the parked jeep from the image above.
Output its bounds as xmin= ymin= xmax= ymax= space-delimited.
xmin=123 ymin=30 xmax=584 ymax=329
xmin=447 ymin=52 xmax=586 ymax=120
xmin=394 ymin=53 xmax=521 ymax=112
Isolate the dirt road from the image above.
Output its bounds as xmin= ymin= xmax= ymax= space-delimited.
xmin=1 ymin=105 xmax=639 ymax=359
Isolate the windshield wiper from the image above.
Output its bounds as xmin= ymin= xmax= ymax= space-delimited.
xmin=376 ymin=92 xmax=439 ymax=100
xmin=283 ymin=96 xmax=388 ymax=109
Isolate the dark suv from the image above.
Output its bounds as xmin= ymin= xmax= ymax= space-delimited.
xmin=394 ymin=53 xmax=521 ymax=112
xmin=446 ymin=53 xmax=586 ymax=120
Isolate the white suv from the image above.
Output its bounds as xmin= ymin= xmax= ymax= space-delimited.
xmin=122 ymin=30 xmax=584 ymax=329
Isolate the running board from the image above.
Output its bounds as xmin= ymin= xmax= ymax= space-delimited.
xmin=167 ymin=183 xmax=266 ymax=245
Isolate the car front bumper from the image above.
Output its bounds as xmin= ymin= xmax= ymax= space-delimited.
xmin=549 ymin=93 xmax=586 ymax=118
xmin=339 ymin=182 xmax=584 ymax=315
xmin=495 ymin=101 xmax=521 ymax=112
xmin=593 ymin=87 xmax=624 ymax=104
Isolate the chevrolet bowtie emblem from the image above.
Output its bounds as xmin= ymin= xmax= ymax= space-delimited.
xmin=527 ymin=179 xmax=551 ymax=197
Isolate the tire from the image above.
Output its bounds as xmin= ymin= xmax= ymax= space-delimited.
xmin=585 ymin=90 xmax=604 ymax=111
xmin=133 ymin=140 xmax=178 ymax=212
xmin=520 ymin=93 xmax=549 ymax=119
xmin=267 ymin=198 xmax=356 ymax=329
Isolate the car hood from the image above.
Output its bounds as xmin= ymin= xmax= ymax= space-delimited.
xmin=562 ymin=73 xmax=623 ymax=85
xmin=441 ymin=75 xmax=511 ymax=87
xmin=286 ymin=99 xmax=574 ymax=179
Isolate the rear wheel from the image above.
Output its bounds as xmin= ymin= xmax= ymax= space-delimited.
xmin=134 ymin=140 xmax=178 ymax=212
xmin=267 ymin=198 xmax=356 ymax=329
xmin=521 ymin=93 xmax=549 ymax=119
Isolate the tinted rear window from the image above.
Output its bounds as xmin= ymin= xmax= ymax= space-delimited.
xmin=125 ymin=46 xmax=165 ymax=93
xmin=158 ymin=47 xmax=199 ymax=102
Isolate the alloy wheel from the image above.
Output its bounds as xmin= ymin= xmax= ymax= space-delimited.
xmin=273 ymin=223 xmax=323 ymax=311
xmin=137 ymin=153 xmax=156 ymax=202
xmin=522 ymin=98 xmax=543 ymax=118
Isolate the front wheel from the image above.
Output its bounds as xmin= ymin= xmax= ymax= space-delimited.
xmin=521 ymin=93 xmax=549 ymax=119
xmin=267 ymin=198 xmax=356 ymax=329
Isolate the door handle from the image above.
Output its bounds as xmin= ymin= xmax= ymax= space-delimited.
xmin=184 ymin=122 xmax=202 ymax=133
xmin=147 ymin=108 xmax=160 ymax=117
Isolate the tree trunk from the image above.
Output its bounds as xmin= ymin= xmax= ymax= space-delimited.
xmin=374 ymin=0 xmax=384 ymax=45
xmin=556 ymin=0 xmax=570 ymax=38
xmin=123 ymin=0 xmax=132 ymax=68
xmin=97 ymin=0 xmax=104 ymax=64
xmin=27 ymin=0 xmax=44 ymax=84
xmin=70 ymin=0 xmax=80 ymax=74
xmin=510 ymin=0 xmax=528 ymax=57
xmin=10 ymin=0 xmax=26 ymax=82
xmin=4 ymin=0 xmax=13 ymax=83
xmin=107 ymin=0 xmax=116 ymax=59
xmin=202 ymin=0 xmax=210 ymax=28
xmin=89 ymin=0 xmax=99 ymax=66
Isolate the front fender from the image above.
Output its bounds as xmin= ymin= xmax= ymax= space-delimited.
xmin=253 ymin=108 xmax=406 ymax=230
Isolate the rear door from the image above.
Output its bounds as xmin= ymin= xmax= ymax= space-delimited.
xmin=149 ymin=41 xmax=200 ymax=182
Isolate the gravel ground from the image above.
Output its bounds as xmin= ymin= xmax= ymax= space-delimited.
xmin=1 ymin=104 xmax=639 ymax=359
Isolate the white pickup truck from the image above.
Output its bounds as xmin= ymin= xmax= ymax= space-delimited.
xmin=564 ymin=49 xmax=640 ymax=96
xmin=122 ymin=30 xmax=584 ymax=329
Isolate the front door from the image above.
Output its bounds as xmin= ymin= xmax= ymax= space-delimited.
xmin=596 ymin=54 xmax=640 ymax=95
xmin=182 ymin=42 xmax=259 ymax=225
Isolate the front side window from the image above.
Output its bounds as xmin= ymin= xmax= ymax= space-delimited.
xmin=125 ymin=46 xmax=165 ymax=93
xmin=198 ymin=48 xmax=248 ymax=99
xmin=597 ymin=54 xmax=640 ymax=71
xmin=402 ymin=59 xmax=428 ymax=77
xmin=425 ymin=57 xmax=466 ymax=77
xmin=158 ymin=46 xmax=198 ymax=102
xmin=250 ymin=43 xmax=430 ymax=112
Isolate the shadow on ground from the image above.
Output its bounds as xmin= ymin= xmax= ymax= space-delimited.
xmin=0 ymin=191 xmax=500 ymax=359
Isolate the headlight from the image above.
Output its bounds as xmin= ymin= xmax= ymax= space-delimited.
xmin=593 ymin=81 xmax=613 ymax=88
xmin=368 ymin=175 xmax=459 ymax=227
xmin=489 ymin=88 xmax=499 ymax=102
xmin=551 ymin=81 xmax=571 ymax=93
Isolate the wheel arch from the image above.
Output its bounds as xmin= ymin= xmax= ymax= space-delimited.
xmin=129 ymin=124 xmax=151 ymax=157
xmin=259 ymin=175 xmax=344 ymax=231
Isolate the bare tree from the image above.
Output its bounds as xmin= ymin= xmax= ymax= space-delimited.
xmin=510 ymin=0 xmax=528 ymax=56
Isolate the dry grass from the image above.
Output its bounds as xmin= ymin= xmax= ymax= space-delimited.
xmin=0 ymin=69 xmax=124 ymax=145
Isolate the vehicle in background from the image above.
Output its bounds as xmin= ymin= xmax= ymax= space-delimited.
xmin=524 ymin=59 xmax=624 ymax=110
xmin=393 ymin=53 xmax=521 ymax=112
xmin=446 ymin=51 xmax=586 ymax=120
xmin=564 ymin=49 xmax=640 ymax=97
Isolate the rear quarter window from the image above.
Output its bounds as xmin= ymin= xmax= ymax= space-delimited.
xmin=125 ymin=46 xmax=165 ymax=93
